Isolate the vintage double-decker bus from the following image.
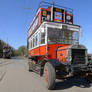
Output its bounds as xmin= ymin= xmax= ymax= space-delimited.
xmin=27 ymin=1 xmax=92 ymax=90
xmin=28 ymin=1 xmax=74 ymax=59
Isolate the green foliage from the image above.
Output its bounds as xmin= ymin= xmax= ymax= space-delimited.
xmin=0 ymin=40 xmax=5 ymax=57
xmin=13 ymin=46 xmax=27 ymax=56
xmin=0 ymin=40 xmax=5 ymax=52
xmin=17 ymin=46 xmax=27 ymax=56
xmin=8 ymin=46 xmax=27 ymax=57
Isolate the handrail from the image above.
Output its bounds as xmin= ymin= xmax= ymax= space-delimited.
xmin=38 ymin=1 xmax=73 ymax=13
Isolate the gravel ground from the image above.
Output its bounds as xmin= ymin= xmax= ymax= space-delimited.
xmin=0 ymin=57 xmax=92 ymax=92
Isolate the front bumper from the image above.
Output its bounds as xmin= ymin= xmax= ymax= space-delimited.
xmin=71 ymin=64 xmax=92 ymax=74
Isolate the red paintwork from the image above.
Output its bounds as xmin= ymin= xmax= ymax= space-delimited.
xmin=28 ymin=44 xmax=70 ymax=62
xmin=57 ymin=45 xmax=70 ymax=63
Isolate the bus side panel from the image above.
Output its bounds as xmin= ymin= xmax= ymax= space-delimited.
xmin=39 ymin=45 xmax=46 ymax=55
xmin=28 ymin=45 xmax=46 ymax=57
xmin=47 ymin=44 xmax=68 ymax=59
xmin=28 ymin=49 xmax=35 ymax=56
xmin=34 ymin=47 xmax=40 ymax=56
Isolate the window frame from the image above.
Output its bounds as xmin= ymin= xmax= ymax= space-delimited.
xmin=29 ymin=25 xmax=47 ymax=50
xmin=47 ymin=26 xmax=79 ymax=45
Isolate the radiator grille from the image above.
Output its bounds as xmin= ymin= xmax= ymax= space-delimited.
xmin=72 ymin=49 xmax=85 ymax=64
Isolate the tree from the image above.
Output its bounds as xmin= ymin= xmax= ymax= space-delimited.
xmin=18 ymin=46 xmax=27 ymax=56
xmin=0 ymin=40 xmax=6 ymax=57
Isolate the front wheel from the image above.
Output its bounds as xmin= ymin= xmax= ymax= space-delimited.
xmin=44 ymin=62 xmax=56 ymax=90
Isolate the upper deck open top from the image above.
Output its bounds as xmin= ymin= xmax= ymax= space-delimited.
xmin=28 ymin=1 xmax=74 ymax=38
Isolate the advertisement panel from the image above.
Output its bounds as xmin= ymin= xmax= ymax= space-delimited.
xmin=53 ymin=7 xmax=64 ymax=22
xmin=30 ymin=16 xmax=39 ymax=35
xmin=65 ymin=11 xmax=73 ymax=24
xmin=41 ymin=10 xmax=51 ymax=22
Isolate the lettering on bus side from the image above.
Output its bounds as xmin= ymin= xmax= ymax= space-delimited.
xmin=30 ymin=16 xmax=39 ymax=35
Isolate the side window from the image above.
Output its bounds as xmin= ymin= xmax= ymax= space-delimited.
xmin=33 ymin=37 xmax=35 ymax=48
xmin=35 ymin=34 xmax=38 ymax=46
xmin=37 ymin=33 xmax=40 ymax=46
xmin=41 ymin=29 xmax=45 ymax=44
xmin=34 ymin=36 xmax=36 ymax=47
xmin=28 ymin=39 xmax=31 ymax=49
xmin=32 ymin=38 xmax=33 ymax=48
xmin=31 ymin=39 xmax=32 ymax=49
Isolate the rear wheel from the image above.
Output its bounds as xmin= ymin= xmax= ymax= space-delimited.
xmin=44 ymin=62 xmax=56 ymax=90
xmin=28 ymin=61 xmax=33 ymax=72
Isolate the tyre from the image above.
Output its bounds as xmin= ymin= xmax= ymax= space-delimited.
xmin=44 ymin=62 xmax=56 ymax=90
xmin=28 ymin=61 xmax=33 ymax=72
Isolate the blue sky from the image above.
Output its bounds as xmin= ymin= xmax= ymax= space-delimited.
xmin=0 ymin=0 xmax=92 ymax=53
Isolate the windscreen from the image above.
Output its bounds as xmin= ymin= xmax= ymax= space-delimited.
xmin=47 ymin=27 xmax=79 ymax=44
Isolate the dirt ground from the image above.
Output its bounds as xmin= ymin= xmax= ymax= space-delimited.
xmin=0 ymin=57 xmax=92 ymax=92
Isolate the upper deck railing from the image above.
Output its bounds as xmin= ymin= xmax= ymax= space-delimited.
xmin=38 ymin=1 xmax=73 ymax=13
